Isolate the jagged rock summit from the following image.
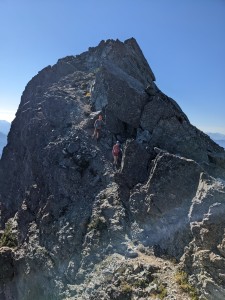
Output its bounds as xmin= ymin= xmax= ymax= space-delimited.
xmin=0 ymin=38 xmax=225 ymax=300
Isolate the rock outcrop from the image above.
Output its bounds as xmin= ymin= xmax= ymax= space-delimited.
xmin=0 ymin=38 xmax=225 ymax=300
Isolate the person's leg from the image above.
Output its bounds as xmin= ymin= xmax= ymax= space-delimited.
xmin=92 ymin=128 xmax=96 ymax=138
xmin=96 ymin=129 xmax=99 ymax=140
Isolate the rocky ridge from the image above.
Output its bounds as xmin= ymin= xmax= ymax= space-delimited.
xmin=0 ymin=38 xmax=225 ymax=300
xmin=206 ymin=133 xmax=225 ymax=150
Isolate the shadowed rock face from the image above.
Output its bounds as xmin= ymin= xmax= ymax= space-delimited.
xmin=0 ymin=38 xmax=225 ymax=299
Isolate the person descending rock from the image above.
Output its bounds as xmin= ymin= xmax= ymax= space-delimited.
xmin=112 ymin=141 xmax=122 ymax=168
xmin=92 ymin=115 xmax=104 ymax=141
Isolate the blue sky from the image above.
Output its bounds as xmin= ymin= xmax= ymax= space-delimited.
xmin=0 ymin=0 xmax=225 ymax=133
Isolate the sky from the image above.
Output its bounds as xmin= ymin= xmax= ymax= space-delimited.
xmin=0 ymin=0 xmax=225 ymax=134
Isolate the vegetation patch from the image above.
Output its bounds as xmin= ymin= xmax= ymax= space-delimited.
xmin=88 ymin=216 xmax=107 ymax=231
xmin=175 ymin=271 xmax=199 ymax=300
xmin=157 ymin=282 xmax=168 ymax=299
xmin=0 ymin=222 xmax=17 ymax=248
xmin=151 ymin=279 xmax=168 ymax=299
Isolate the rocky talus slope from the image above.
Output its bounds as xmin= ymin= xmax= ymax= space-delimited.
xmin=0 ymin=38 xmax=225 ymax=300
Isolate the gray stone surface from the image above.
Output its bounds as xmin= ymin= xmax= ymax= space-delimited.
xmin=180 ymin=173 xmax=225 ymax=299
xmin=119 ymin=139 xmax=150 ymax=188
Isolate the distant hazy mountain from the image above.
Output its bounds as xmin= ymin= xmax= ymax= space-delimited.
xmin=206 ymin=132 xmax=225 ymax=149
xmin=0 ymin=120 xmax=11 ymax=135
xmin=0 ymin=131 xmax=7 ymax=156
xmin=0 ymin=120 xmax=10 ymax=157
xmin=214 ymin=140 xmax=225 ymax=149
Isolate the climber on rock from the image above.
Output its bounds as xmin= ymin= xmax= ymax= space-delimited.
xmin=112 ymin=141 xmax=122 ymax=168
xmin=92 ymin=114 xmax=104 ymax=141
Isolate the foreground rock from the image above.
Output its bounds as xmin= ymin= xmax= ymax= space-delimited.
xmin=0 ymin=38 xmax=225 ymax=299
xmin=181 ymin=174 xmax=225 ymax=300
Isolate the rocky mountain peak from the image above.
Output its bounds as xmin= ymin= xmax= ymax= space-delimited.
xmin=0 ymin=38 xmax=225 ymax=299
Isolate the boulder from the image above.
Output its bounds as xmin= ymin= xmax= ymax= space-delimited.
xmin=120 ymin=139 xmax=150 ymax=188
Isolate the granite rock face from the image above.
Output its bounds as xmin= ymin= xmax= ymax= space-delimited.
xmin=0 ymin=38 xmax=225 ymax=299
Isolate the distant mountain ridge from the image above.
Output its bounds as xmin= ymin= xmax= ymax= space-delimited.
xmin=0 ymin=120 xmax=10 ymax=135
xmin=0 ymin=131 xmax=7 ymax=157
xmin=206 ymin=132 xmax=225 ymax=149
xmin=0 ymin=120 xmax=10 ymax=156
xmin=214 ymin=139 xmax=225 ymax=149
